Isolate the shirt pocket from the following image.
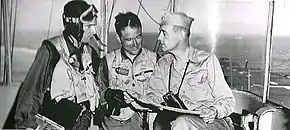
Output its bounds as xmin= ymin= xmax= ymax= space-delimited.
xmin=134 ymin=69 xmax=154 ymax=82
xmin=185 ymin=69 xmax=210 ymax=100
xmin=186 ymin=69 xmax=208 ymax=86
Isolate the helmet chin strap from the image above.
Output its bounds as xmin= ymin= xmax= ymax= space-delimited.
xmin=64 ymin=32 xmax=83 ymax=48
xmin=76 ymin=31 xmax=84 ymax=43
xmin=64 ymin=29 xmax=83 ymax=45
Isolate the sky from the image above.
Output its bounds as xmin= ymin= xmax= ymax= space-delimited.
xmin=15 ymin=0 xmax=290 ymax=36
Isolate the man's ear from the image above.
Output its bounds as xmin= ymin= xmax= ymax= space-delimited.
xmin=180 ymin=29 xmax=187 ymax=39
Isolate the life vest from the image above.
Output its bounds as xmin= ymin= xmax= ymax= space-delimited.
xmin=106 ymin=48 xmax=157 ymax=120
xmin=48 ymin=36 xmax=99 ymax=112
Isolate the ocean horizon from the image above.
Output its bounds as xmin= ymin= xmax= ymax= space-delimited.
xmin=2 ymin=31 xmax=290 ymax=84
xmin=2 ymin=30 xmax=290 ymax=108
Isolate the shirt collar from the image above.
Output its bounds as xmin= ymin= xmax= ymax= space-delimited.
xmin=167 ymin=45 xmax=210 ymax=64
xmin=188 ymin=45 xmax=197 ymax=63
xmin=188 ymin=45 xmax=211 ymax=64
xmin=120 ymin=47 xmax=143 ymax=61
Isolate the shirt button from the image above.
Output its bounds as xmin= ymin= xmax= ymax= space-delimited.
xmin=183 ymin=91 xmax=186 ymax=93
xmin=132 ymin=83 xmax=135 ymax=87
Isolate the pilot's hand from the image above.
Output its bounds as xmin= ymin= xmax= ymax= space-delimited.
xmin=104 ymin=88 xmax=127 ymax=108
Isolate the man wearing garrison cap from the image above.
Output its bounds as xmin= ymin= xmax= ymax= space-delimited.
xmin=126 ymin=11 xmax=235 ymax=130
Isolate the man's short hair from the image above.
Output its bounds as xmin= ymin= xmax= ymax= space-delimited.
xmin=173 ymin=25 xmax=191 ymax=37
xmin=114 ymin=12 xmax=142 ymax=36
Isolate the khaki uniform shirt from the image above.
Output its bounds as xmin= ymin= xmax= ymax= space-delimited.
xmin=146 ymin=46 xmax=235 ymax=118
xmin=98 ymin=48 xmax=158 ymax=120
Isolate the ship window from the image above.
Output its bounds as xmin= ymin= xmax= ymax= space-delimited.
xmin=269 ymin=0 xmax=290 ymax=108
xmin=178 ymin=0 xmax=269 ymax=98
xmin=9 ymin=0 xmax=290 ymax=109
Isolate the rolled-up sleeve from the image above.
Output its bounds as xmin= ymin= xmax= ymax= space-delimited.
xmin=207 ymin=55 xmax=235 ymax=118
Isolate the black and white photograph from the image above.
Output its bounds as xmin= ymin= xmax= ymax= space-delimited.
xmin=1 ymin=0 xmax=290 ymax=130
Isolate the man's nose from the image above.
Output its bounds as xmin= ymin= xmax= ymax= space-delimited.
xmin=90 ymin=25 xmax=98 ymax=34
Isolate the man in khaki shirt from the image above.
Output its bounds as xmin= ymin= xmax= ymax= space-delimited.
xmin=126 ymin=11 xmax=235 ymax=130
xmin=97 ymin=12 xmax=159 ymax=130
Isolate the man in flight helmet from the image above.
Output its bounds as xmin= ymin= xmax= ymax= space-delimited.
xmin=63 ymin=0 xmax=98 ymax=42
xmin=12 ymin=0 xmax=102 ymax=129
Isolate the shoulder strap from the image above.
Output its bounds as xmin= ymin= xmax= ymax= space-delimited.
xmin=168 ymin=61 xmax=190 ymax=94
xmin=168 ymin=62 xmax=173 ymax=92
xmin=177 ymin=61 xmax=190 ymax=94
xmin=47 ymin=36 xmax=69 ymax=58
